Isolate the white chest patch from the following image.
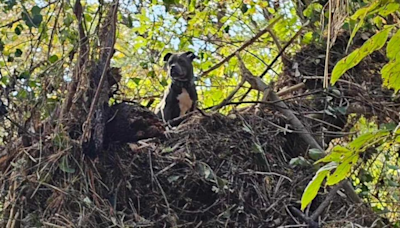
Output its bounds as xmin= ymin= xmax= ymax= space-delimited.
xmin=177 ymin=88 xmax=193 ymax=116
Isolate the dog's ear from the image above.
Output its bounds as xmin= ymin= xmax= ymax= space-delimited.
xmin=185 ymin=51 xmax=197 ymax=61
xmin=163 ymin=53 xmax=172 ymax=62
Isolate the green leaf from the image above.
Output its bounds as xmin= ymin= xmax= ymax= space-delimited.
xmin=303 ymin=3 xmax=323 ymax=18
xmin=5 ymin=0 xmax=17 ymax=10
xmin=315 ymin=145 xmax=351 ymax=164
xmin=147 ymin=70 xmax=156 ymax=78
xmin=160 ymin=78 xmax=168 ymax=86
xmin=32 ymin=14 xmax=43 ymax=27
xmin=379 ymin=122 xmax=397 ymax=131
xmin=31 ymin=6 xmax=41 ymax=16
xmin=326 ymin=154 xmax=359 ymax=185
xmin=302 ymin=31 xmax=314 ymax=44
xmin=388 ymin=165 xmax=400 ymax=170
xmin=15 ymin=26 xmax=21 ymax=35
xmin=378 ymin=2 xmax=400 ymax=16
xmin=167 ymin=175 xmax=180 ymax=183
xmin=18 ymin=71 xmax=30 ymax=79
xmin=0 ymin=40 xmax=4 ymax=52
xmin=289 ymin=156 xmax=311 ymax=167
xmin=387 ymin=29 xmax=400 ymax=60
xmin=59 ymin=156 xmax=75 ymax=173
xmin=301 ymin=169 xmax=329 ymax=210
xmin=49 ymin=54 xmax=59 ymax=63
xmin=347 ymin=1 xmax=380 ymax=50
xmin=130 ymin=77 xmax=141 ymax=85
xmin=127 ymin=14 xmax=133 ymax=28
xmin=382 ymin=59 xmax=400 ymax=92
xmin=15 ymin=49 xmax=22 ymax=57
xmin=189 ymin=0 xmax=196 ymax=12
xmin=63 ymin=14 xmax=74 ymax=27
xmin=196 ymin=162 xmax=215 ymax=181
xmin=84 ymin=14 xmax=93 ymax=22
xmin=348 ymin=130 xmax=389 ymax=151
xmin=241 ymin=4 xmax=248 ymax=14
xmin=224 ymin=25 xmax=230 ymax=34
xmin=331 ymin=26 xmax=393 ymax=85
xmin=309 ymin=148 xmax=325 ymax=160
xmin=388 ymin=180 xmax=399 ymax=187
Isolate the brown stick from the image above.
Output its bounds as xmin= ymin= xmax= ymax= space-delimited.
xmin=60 ymin=0 xmax=89 ymax=116
xmin=238 ymin=21 xmax=309 ymax=102
xmin=276 ymin=83 xmax=306 ymax=96
xmin=288 ymin=206 xmax=319 ymax=228
xmin=310 ymin=180 xmax=345 ymax=221
xmin=199 ymin=16 xmax=283 ymax=77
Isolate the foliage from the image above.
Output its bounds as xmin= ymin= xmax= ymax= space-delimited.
xmin=302 ymin=128 xmax=393 ymax=209
xmin=302 ymin=0 xmax=400 ymax=219
xmin=331 ymin=25 xmax=393 ymax=85
xmin=330 ymin=0 xmax=400 ymax=91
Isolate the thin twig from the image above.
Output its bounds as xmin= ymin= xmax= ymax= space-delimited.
xmin=47 ymin=1 xmax=63 ymax=59
xmin=199 ymin=16 xmax=283 ymax=77
xmin=323 ymin=0 xmax=332 ymax=89
xmin=211 ymin=78 xmax=246 ymax=111
xmin=60 ymin=0 xmax=89 ymax=116
xmin=0 ymin=18 xmax=22 ymax=29
xmin=238 ymin=21 xmax=309 ymax=102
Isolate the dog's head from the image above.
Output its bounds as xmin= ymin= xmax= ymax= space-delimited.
xmin=163 ymin=51 xmax=197 ymax=82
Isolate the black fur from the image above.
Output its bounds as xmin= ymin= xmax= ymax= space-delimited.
xmin=155 ymin=51 xmax=198 ymax=124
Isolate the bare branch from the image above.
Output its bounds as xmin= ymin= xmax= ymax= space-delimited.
xmin=238 ymin=21 xmax=309 ymax=102
xmin=199 ymin=16 xmax=283 ymax=77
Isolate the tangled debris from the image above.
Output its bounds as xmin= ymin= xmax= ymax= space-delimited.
xmin=277 ymin=31 xmax=400 ymax=152
xmin=0 ymin=109 xmax=386 ymax=227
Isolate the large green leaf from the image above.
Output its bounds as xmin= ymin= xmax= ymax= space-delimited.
xmin=326 ymin=153 xmax=359 ymax=185
xmin=315 ymin=145 xmax=351 ymax=164
xmin=301 ymin=170 xmax=329 ymax=210
xmin=382 ymin=59 xmax=400 ymax=92
xmin=347 ymin=0 xmax=380 ymax=51
xmin=378 ymin=2 xmax=400 ymax=16
xmin=301 ymin=163 xmax=336 ymax=210
xmin=387 ymin=29 xmax=400 ymax=60
xmin=348 ymin=130 xmax=389 ymax=151
xmin=331 ymin=26 xmax=393 ymax=85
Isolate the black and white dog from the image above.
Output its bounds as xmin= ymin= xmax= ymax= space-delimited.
xmin=155 ymin=51 xmax=198 ymax=125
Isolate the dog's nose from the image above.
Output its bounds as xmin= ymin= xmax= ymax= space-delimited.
xmin=170 ymin=65 xmax=180 ymax=75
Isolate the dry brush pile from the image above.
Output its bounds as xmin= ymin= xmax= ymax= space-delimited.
xmin=0 ymin=3 xmax=398 ymax=228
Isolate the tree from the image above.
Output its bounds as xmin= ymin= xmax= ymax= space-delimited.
xmin=1 ymin=0 xmax=400 ymax=227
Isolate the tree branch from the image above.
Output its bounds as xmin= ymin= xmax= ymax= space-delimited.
xmin=238 ymin=21 xmax=309 ymax=102
xmin=199 ymin=16 xmax=283 ymax=77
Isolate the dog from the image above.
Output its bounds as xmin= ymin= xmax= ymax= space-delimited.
xmin=155 ymin=51 xmax=198 ymax=125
